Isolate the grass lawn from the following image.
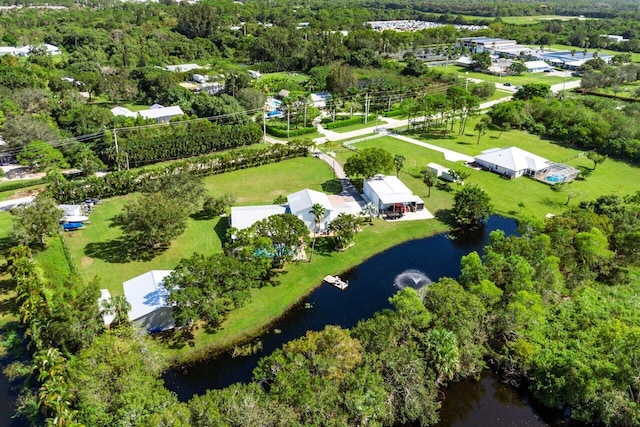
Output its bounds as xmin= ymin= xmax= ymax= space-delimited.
xmin=591 ymin=83 xmax=640 ymax=99
xmin=502 ymin=15 xmax=595 ymax=24
xmin=344 ymin=119 xmax=640 ymax=219
xmin=60 ymin=157 xmax=339 ymax=296
xmin=330 ymin=119 xmax=387 ymax=133
xmin=431 ymin=65 xmax=573 ymax=86
xmin=260 ymin=71 xmax=310 ymax=84
xmin=162 ymin=217 xmax=450 ymax=361
xmin=545 ymin=44 xmax=640 ymax=63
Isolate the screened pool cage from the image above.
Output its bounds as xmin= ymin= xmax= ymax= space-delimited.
xmin=531 ymin=163 xmax=580 ymax=184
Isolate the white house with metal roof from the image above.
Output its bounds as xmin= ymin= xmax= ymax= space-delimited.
xmin=230 ymin=205 xmax=288 ymax=231
xmin=111 ymin=105 xmax=184 ymax=123
xmin=474 ymin=147 xmax=552 ymax=178
xmin=229 ymin=189 xmax=362 ymax=233
xmin=287 ymin=189 xmax=334 ymax=232
xmin=363 ymin=175 xmax=424 ymax=214
xmin=122 ymin=270 xmax=174 ymax=333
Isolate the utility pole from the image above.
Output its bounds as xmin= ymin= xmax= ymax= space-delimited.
xmin=112 ymin=129 xmax=120 ymax=171
xmin=262 ymin=108 xmax=267 ymax=143
xmin=364 ymin=93 xmax=370 ymax=124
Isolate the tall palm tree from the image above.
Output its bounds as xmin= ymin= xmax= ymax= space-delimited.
xmin=309 ymin=203 xmax=326 ymax=262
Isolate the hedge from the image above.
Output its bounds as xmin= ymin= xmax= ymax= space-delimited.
xmin=382 ymin=109 xmax=404 ymax=117
xmin=0 ymin=178 xmax=46 ymax=193
xmin=98 ymin=121 xmax=263 ymax=168
xmin=265 ymin=124 xmax=317 ymax=138
xmin=49 ymin=141 xmax=313 ymax=203
xmin=322 ymin=114 xmax=378 ymax=129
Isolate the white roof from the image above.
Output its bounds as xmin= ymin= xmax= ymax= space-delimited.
xmin=524 ymin=60 xmax=551 ymax=70
xmin=123 ymin=270 xmax=172 ymax=321
xmin=365 ymin=175 xmax=418 ymax=205
xmin=165 ymin=63 xmax=202 ymax=72
xmin=287 ymin=189 xmax=332 ymax=215
xmin=475 ymin=147 xmax=551 ymax=172
xmin=138 ymin=105 xmax=184 ymax=120
xmin=58 ymin=204 xmax=82 ymax=216
xmin=455 ymin=55 xmax=474 ymax=65
xmin=427 ymin=162 xmax=450 ymax=173
xmin=110 ymin=106 xmax=137 ymax=118
xmin=230 ymin=204 xmax=287 ymax=230
xmin=99 ymin=289 xmax=115 ymax=326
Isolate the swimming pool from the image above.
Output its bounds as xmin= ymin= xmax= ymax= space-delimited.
xmin=266 ymin=98 xmax=282 ymax=110
xmin=545 ymin=174 xmax=566 ymax=183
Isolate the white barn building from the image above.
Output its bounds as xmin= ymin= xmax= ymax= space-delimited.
xmin=363 ymin=175 xmax=424 ymax=214
xmin=123 ymin=270 xmax=175 ymax=333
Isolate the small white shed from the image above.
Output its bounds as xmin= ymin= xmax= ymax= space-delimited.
xmin=427 ymin=163 xmax=454 ymax=182
xmin=123 ymin=270 xmax=175 ymax=333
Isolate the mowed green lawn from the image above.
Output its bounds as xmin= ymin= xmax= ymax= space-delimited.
xmin=342 ymin=120 xmax=640 ymax=219
xmin=62 ymin=157 xmax=339 ymax=296
xmin=431 ymin=65 xmax=573 ymax=86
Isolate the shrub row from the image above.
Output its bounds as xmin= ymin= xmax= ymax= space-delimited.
xmin=0 ymin=178 xmax=46 ymax=193
xmin=382 ymin=109 xmax=404 ymax=117
xmin=99 ymin=121 xmax=263 ymax=168
xmin=322 ymin=114 xmax=378 ymax=129
xmin=265 ymin=124 xmax=317 ymax=138
xmin=49 ymin=141 xmax=313 ymax=203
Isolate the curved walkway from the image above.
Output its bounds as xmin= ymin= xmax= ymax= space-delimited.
xmin=388 ymin=133 xmax=474 ymax=163
xmin=315 ymin=152 xmax=364 ymax=203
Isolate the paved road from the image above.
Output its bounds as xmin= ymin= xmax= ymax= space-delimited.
xmin=315 ymin=152 xmax=364 ymax=202
xmin=0 ymin=196 xmax=33 ymax=211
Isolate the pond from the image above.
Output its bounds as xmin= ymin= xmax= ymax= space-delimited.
xmin=163 ymin=216 xmax=562 ymax=425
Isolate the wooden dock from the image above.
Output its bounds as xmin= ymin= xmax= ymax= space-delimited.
xmin=323 ymin=275 xmax=348 ymax=290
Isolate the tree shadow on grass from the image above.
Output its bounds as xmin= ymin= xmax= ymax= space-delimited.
xmin=0 ymin=279 xmax=17 ymax=318
xmin=434 ymin=208 xmax=455 ymax=228
xmin=156 ymin=327 xmax=195 ymax=350
xmin=0 ymin=236 xmax=15 ymax=257
xmin=322 ymin=179 xmax=342 ymax=194
xmin=84 ymin=237 xmax=165 ymax=263
xmin=213 ymin=217 xmax=229 ymax=243
xmin=311 ymin=236 xmax=334 ymax=257
xmin=456 ymin=140 xmax=474 ymax=145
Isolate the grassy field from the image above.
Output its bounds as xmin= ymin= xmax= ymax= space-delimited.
xmin=431 ymin=65 xmax=573 ymax=86
xmin=260 ymin=71 xmax=310 ymax=84
xmin=544 ymin=44 xmax=640 ymax=63
xmin=590 ymin=83 xmax=640 ymax=99
xmin=502 ymin=15 xmax=595 ymax=24
xmin=60 ymin=157 xmax=339 ymax=296
xmin=339 ymin=119 xmax=640 ymax=219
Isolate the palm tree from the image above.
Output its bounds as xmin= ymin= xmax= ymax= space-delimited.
xmin=422 ymin=170 xmax=437 ymax=197
xmin=394 ymin=154 xmax=406 ymax=177
xmin=425 ymin=328 xmax=460 ymax=385
xmin=361 ymin=202 xmax=379 ymax=222
xmin=308 ymin=203 xmax=326 ymax=262
xmin=474 ymin=116 xmax=491 ymax=144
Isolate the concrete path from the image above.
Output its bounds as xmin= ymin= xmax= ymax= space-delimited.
xmin=315 ymin=152 xmax=364 ymax=202
xmin=389 ymin=134 xmax=474 ymax=163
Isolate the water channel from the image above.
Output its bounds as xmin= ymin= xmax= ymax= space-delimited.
xmin=163 ymin=216 xmax=563 ymax=425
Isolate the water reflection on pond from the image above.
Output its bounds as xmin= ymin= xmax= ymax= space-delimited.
xmin=164 ymin=216 xmax=562 ymax=426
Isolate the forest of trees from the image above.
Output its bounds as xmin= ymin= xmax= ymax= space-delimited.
xmin=7 ymin=192 xmax=640 ymax=426
xmin=3 ymin=0 xmax=640 ymax=425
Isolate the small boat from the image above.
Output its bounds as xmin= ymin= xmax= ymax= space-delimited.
xmin=62 ymin=222 xmax=84 ymax=231
xmin=323 ymin=275 xmax=348 ymax=290
xmin=61 ymin=215 xmax=90 ymax=223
